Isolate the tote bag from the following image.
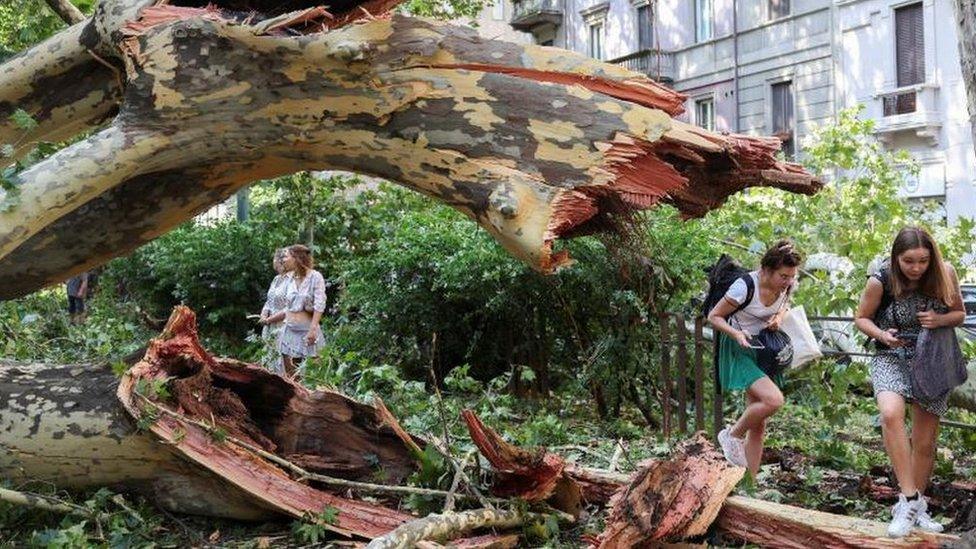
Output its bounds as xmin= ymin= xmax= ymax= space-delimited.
xmin=779 ymin=306 xmax=822 ymax=368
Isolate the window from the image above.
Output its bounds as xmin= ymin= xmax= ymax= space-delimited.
xmin=695 ymin=98 xmax=715 ymax=131
xmin=695 ymin=0 xmax=713 ymax=42
xmin=895 ymin=3 xmax=925 ymax=87
xmin=768 ymin=0 xmax=790 ymax=19
xmin=491 ymin=0 xmax=504 ymax=20
xmin=637 ymin=4 xmax=654 ymax=50
xmin=771 ymin=81 xmax=795 ymax=159
xmin=590 ymin=22 xmax=604 ymax=59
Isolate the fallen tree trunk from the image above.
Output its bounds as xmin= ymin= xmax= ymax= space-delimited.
xmin=0 ymin=358 xmax=276 ymax=520
xmin=0 ymin=0 xmax=822 ymax=299
xmin=717 ymin=496 xmax=958 ymax=548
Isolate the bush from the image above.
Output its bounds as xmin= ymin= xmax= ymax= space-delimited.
xmin=106 ymin=220 xmax=286 ymax=341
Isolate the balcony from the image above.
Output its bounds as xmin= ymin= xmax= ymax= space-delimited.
xmin=510 ymin=0 xmax=563 ymax=31
xmin=872 ymin=83 xmax=942 ymax=147
xmin=608 ymin=49 xmax=675 ymax=84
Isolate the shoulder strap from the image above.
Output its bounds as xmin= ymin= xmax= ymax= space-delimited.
xmin=730 ymin=273 xmax=754 ymax=317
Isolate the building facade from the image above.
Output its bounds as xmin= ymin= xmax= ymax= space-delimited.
xmin=504 ymin=0 xmax=976 ymax=222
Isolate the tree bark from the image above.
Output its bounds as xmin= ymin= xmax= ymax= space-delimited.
xmin=952 ymin=0 xmax=976 ymax=152
xmin=43 ymin=0 xmax=86 ymax=24
xmin=598 ymin=433 xmax=744 ymax=547
xmin=717 ymin=495 xmax=958 ymax=548
xmin=0 ymin=0 xmax=822 ymax=300
xmin=365 ymin=508 xmax=552 ymax=549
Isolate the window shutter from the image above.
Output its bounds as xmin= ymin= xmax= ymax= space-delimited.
xmin=896 ymin=4 xmax=925 ymax=87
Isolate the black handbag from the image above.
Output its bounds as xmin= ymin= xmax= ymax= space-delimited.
xmin=750 ymin=328 xmax=794 ymax=378
xmin=910 ymin=327 xmax=968 ymax=402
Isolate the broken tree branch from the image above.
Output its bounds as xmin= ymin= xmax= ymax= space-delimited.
xmin=43 ymin=0 xmax=85 ymax=24
xmin=365 ymin=508 xmax=569 ymax=549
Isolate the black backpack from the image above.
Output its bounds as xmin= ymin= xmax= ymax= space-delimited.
xmin=702 ymin=254 xmax=754 ymax=320
xmin=703 ymin=255 xmax=755 ymax=392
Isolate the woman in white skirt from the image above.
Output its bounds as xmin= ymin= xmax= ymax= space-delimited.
xmin=257 ymin=248 xmax=290 ymax=374
xmin=276 ymin=244 xmax=327 ymax=379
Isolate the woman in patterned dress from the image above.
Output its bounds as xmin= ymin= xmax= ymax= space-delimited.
xmin=257 ymin=248 xmax=290 ymax=374
xmin=274 ymin=244 xmax=327 ymax=379
xmin=854 ymin=227 xmax=965 ymax=538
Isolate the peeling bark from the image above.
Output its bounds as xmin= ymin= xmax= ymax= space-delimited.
xmin=0 ymin=0 xmax=821 ymax=299
xmin=598 ymin=433 xmax=743 ymax=547
xmin=461 ymin=409 xmax=581 ymax=516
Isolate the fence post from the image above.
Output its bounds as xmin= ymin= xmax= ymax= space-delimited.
xmin=675 ymin=314 xmax=688 ymax=434
xmin=659 ymin=313 xmax=671 ymax=439
xmin=694 ymin=317 xmax=705 ymax=432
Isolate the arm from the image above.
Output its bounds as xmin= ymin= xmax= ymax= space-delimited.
xmin=77 ymin=273 xmax=89 ymax=299
xmin=305 ymin=272 xmax=327 ymax=344
xmin=854 ymin=277 xmax=902 ymax=347
xmin=918 ymin=263 xmax=966 ymax=329
xmin=707 ymin=297 xmax=752 ymax=349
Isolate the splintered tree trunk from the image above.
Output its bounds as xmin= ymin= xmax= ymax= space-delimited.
xmin=0 ymin=0 xmax=821 ymax=299
xmin=0 ymin=360 xmax=276 ymax=520
xmin=953 ymin=0 xmax=976 ymax=150
xmin=0 ymin=306 xmax=433 ymax=539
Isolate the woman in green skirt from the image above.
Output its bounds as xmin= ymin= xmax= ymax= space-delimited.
xmin=707 ymin=241 xmax=801 ymax=477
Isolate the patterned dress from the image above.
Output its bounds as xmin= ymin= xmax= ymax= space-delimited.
xmin=259 ymin=274 xmax=290 ymax=374
xmin=869 ymin=277 xmax=950 ymax=417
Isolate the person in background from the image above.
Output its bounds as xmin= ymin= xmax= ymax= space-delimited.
xmin=257 ymin=248 xmax=290 ymax=374
xmin=854 ymin=227 xmax=965 ymax=538
xmin=66 ymin=271 xmax=90 ymax=325
xmin=708 ymin=240 xmax=801 ymax=478
xmin=265 ymin=244 xmax=326 ymax=379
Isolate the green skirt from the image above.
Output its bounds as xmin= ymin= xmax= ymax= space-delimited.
xmin=718 ymin=333 xmax=784 ymax=392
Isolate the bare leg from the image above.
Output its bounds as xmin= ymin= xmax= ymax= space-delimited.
xmin=877 ymin=391 xmax=916 ymax=496
xmin=910 ymin=403 xmax=940 ymax=494
xmin=731 ymin=377 xmax=783 ymax=477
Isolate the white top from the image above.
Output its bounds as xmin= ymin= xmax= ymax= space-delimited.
xmin=724 ymin=271 xmax=793 ymax=336
xmin=261 ymin=274 xmax=290 ymax=318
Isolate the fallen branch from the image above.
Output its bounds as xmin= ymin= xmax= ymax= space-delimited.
xmin=365 ymin=508 xmax=568 ymax=549
xmin=0 ymin=487 xmax=92 ymax=517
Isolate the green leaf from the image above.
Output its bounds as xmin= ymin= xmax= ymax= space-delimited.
xmin=10 ymin=108 xmax=37 ymax=131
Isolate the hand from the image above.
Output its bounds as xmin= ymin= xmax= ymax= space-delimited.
xmin=766 ymin=315 xmax=782 ymax=332
xmin=733 ymin=331 xmax=752 ymax=349
xmin=917 ymin=311 xmax=942 ymax=329
xmin=876 ymin=328 xmax=903 ymax=348
xmin=257 ymin=315 xmax=268 ymax=325
xmin=305 ymin=325 xmax=320 ymax=345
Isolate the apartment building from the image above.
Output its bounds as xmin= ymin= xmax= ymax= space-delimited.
xmin=503 ymin=0 xmax=976 ymax=222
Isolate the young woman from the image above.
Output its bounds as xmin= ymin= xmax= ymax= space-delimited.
xmin=263 ymin=244 xmax=327 ymax=379
xmin=257 ymin=248 xmax=290 ymax=374
xmin=708 ymin=240 xmax=801 ymax=478
xmin=854 ymin=227 xmax=965 ymax=538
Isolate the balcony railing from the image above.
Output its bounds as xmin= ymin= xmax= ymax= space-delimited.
xmin=608 ymin=49 xmax=675 ymax=84
xmin=873 ymin=83 xmax=942 ymax=146
xmin=510 ymin=0 xmax=563 ymax=31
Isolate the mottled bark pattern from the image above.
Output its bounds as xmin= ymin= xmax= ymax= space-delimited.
xmin=365 ymin=508 xmax=537 ymax=549
xmin=0 ymin=0 xmax=820 ymax=299
xmin=0 ymin=360 xmax=277 ymax=520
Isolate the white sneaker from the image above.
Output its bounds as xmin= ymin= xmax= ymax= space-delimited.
xmin=916 ymin=507 xmax=944 ymax=533
xmin=887 ymin=494 xmax=924 ymax=538
xmin=717 ymin=427 xmax=747 ymax=468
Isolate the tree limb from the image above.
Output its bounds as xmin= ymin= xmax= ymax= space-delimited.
xmin=43 ymin=0 xmax=86 ymax=24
